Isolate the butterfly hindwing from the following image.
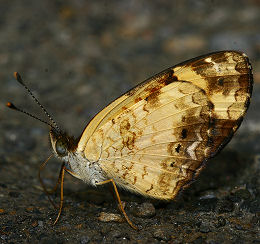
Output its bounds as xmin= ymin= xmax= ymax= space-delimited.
xmin=77 ymin=51 xmax=253 ymax=199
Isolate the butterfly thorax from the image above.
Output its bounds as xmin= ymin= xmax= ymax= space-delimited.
xmin=50 ymin=129 xmax=107 ymax=185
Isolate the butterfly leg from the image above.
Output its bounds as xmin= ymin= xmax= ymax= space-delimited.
xmin=42 ymin=162 xmax=74 ymax=225
xmin=97 ymin=179 xmax=138 ymax=230
xmin=53 ymin=163 xmax=66 ymax=225
xmin=47 ymin=170 xmax=63 ymax=195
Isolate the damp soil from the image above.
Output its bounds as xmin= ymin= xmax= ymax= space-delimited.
xmin=0 ymin=1 xmax=259 ymax=243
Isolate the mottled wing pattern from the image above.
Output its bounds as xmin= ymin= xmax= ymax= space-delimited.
xmin=78 ymin=51 xmax=253 ymax=200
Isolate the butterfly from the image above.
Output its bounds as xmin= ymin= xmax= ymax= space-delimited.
xmin=7 ymin=50 xmax=253 ymax=230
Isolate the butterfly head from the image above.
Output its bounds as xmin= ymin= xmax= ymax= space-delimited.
xmin=50 ymin=129 xmax=78 ymax=159
xmin=6 ymin=72 xmax=80 ymax=162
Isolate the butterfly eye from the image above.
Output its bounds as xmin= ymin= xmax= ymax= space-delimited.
xmin=55 ymin=139 xmax=68 ymax=156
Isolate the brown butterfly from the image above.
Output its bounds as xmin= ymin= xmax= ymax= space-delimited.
xmin=7 ymin=51 xmax=253 ymax=229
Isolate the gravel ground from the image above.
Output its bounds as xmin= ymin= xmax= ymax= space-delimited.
xmin=0 ymin=0 xmax=260 ymax=243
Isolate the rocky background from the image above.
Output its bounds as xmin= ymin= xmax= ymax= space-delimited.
xmin=0 ymin=0 xmax=259 ymax=243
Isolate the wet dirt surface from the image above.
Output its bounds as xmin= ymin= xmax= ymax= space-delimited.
xmin=0 ymin=1 xmax=259 ymax=243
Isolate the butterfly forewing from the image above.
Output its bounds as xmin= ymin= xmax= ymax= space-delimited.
xmin=77 ymin=51 xmax=253 ymax=200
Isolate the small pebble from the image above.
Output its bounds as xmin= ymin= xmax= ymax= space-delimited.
xmin=1 ymin=235 xmax=7 ymax=240
xmin=80 ymin=236 xmax=90 ymax=244
xmin=199 ymin=191 xmax=217 ymax=200
xmin=235 ymin=224 xmax=244 ymax=230
xmin=199 ymin=223 xmax=211 ymax=233
xmin=230 ymin=188 xmax=252 ymax=202
xmin=108 ymin=230 xmax=128 ymax=239
xmin=133 ymin=202 xmax=156 ymax=218
xmin=197 ymin=197 xmax=218 ymax=212
xmin=98 ymin=212 xmax=124 ymax=223
xmin=234 ymin=189 xmax=251 ymax=200
xmin=153 ymin=228 xmax=171 ymax=241
xmin=31 ymin=220 xmax=38 ymax=227
xmin=215 ymin=216 xmax=226 ymax=228
xmin=217 ymin=199 xmax=234 ymax=213
xmin=38 ymin=221 xmax=44 ymax=227
xmin=240 ymin=199 xmax=260 ymax=213
xmin=249 ymin=199 xmax=260 ymax=214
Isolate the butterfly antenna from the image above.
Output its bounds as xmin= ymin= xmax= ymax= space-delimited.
xmin=6 ymin=102 xmax=56 ymax=130
xmin=10 ymin=72 xmax=61 ymax=132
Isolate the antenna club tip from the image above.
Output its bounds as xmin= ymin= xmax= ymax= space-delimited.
xmin=13 ymin=72 xmax=23 ymax=83
xmin=6 ymin=102 xmax=16 ymax=109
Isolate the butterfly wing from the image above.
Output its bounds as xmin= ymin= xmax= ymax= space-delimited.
xmin=78 ymin=51 xmax=253 ymax=199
